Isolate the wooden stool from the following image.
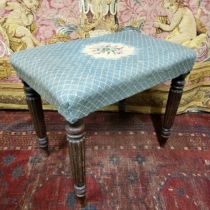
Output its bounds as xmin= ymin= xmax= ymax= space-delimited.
xmin=11 ymin=29 xmax=196 ymax=202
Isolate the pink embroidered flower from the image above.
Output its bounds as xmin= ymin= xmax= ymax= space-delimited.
xmin=118 ymin=0 xmax=146 ymax=25
xmin=37 ymin=0 xmax=79 ymax=25
xmin=141 ymin=0 xmax=162 ymax=7
xmin=47 ymin=0 xmax=79 ymax=16
xmin=48 ymin=0 xmax=65 ymax=9
xmin=201 ymin=0 xmax=210 ymax=13
xmin=35 ymin=19 xmax=57 ymax=42
xmin=58 ymin=7 xmax=79 ymax=24
xmin=37 ymin=0 xmax=78 ymax=21
xmin=37 ymin=0 xmax=57 ymax=19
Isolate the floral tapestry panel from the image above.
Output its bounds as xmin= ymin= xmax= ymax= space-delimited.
xmin=0 ymin=0 xmax=210 ymax=113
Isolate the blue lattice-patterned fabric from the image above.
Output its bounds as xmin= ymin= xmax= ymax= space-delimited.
xmin=11 ymin=29 xmax=196 ymax=123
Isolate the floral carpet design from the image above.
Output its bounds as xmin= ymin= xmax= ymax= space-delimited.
xmin=0 ymin=111 xmax=210 ymax=210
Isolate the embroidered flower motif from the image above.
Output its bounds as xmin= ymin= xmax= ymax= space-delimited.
xmin=128 ymin=171 xmax=138 ymax=184
xmin=30 ymin=155 xmax=42 ymax=165
xmin=135 ymin=154 xmax=146 ymax=165
xmin=202 ymin=1 xmax=210 ymax=13
xmin=82 ymin=42 xmax=135 ymax=59
xmin=109 ymin=155 xmax=120 ymax=165
xmin=12 ymin=166 xmax=23 ymax=179
xmin=3 ymin=155 xmax=15 ymax=165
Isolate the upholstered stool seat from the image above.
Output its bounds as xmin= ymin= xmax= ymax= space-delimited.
xmin=11 ymin=29 xmax=195 ymax=123
xmin=11 ymin=29 xmax=196 ymax=202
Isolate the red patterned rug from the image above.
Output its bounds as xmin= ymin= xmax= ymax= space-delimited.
xmin=0 ymin=111 xmax=210 ymax=210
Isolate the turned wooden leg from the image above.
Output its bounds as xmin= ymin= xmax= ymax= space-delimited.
xmin=119 ymin=99 xmax=126 ymax=113
xmin=161 ymin=73 xmax=188 ymax=142
xmin=23 ymin=81 xmax=49 ymax=155
xmin=66 ymin=120 xmax=86 ymax=200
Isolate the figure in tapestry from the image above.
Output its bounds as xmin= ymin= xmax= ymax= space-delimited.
xmin=0 ymin=0 xmax=40 ymax=52
xmin=154 ymin=0 xmax=208 ymax=49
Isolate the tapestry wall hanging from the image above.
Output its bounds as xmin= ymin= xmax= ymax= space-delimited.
xmin=0 ymin=0 xmax=209 ymax=113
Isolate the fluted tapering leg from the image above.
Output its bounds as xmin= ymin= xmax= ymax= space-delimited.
xmin=66 ymin=120 xmax=86 ymax=200
xmin=23 ymin=81 xmax=49 ymax=155
xmin=161 ymin=73 xmax=188 ymax=142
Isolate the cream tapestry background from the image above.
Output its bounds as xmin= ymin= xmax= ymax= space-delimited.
xmin=0 ymin=0 xmax=210 ymax=113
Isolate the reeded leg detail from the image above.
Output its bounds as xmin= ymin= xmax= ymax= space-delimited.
xmin=23 ymin=81 xmax=49 ymax=155
xmin=66 ymin=120 xmax=86 ymax=200
xmin=161 ymin=73 xmax=188 ymax=141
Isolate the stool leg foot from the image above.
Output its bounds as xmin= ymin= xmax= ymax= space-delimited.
xmin=161 ymin=73 xmax=188 ymax=143
xmin=66 ymin=120 xmax=86 ymax=201
xmin=23 ymin=81 xmax=49 ymax=155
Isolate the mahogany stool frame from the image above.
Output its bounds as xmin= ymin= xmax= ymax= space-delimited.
xmin=22 ymin=73 xmax=188 ymax=203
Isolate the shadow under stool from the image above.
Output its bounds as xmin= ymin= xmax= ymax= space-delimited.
xmin=10 ymin=29 xmax=196 ymax=204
